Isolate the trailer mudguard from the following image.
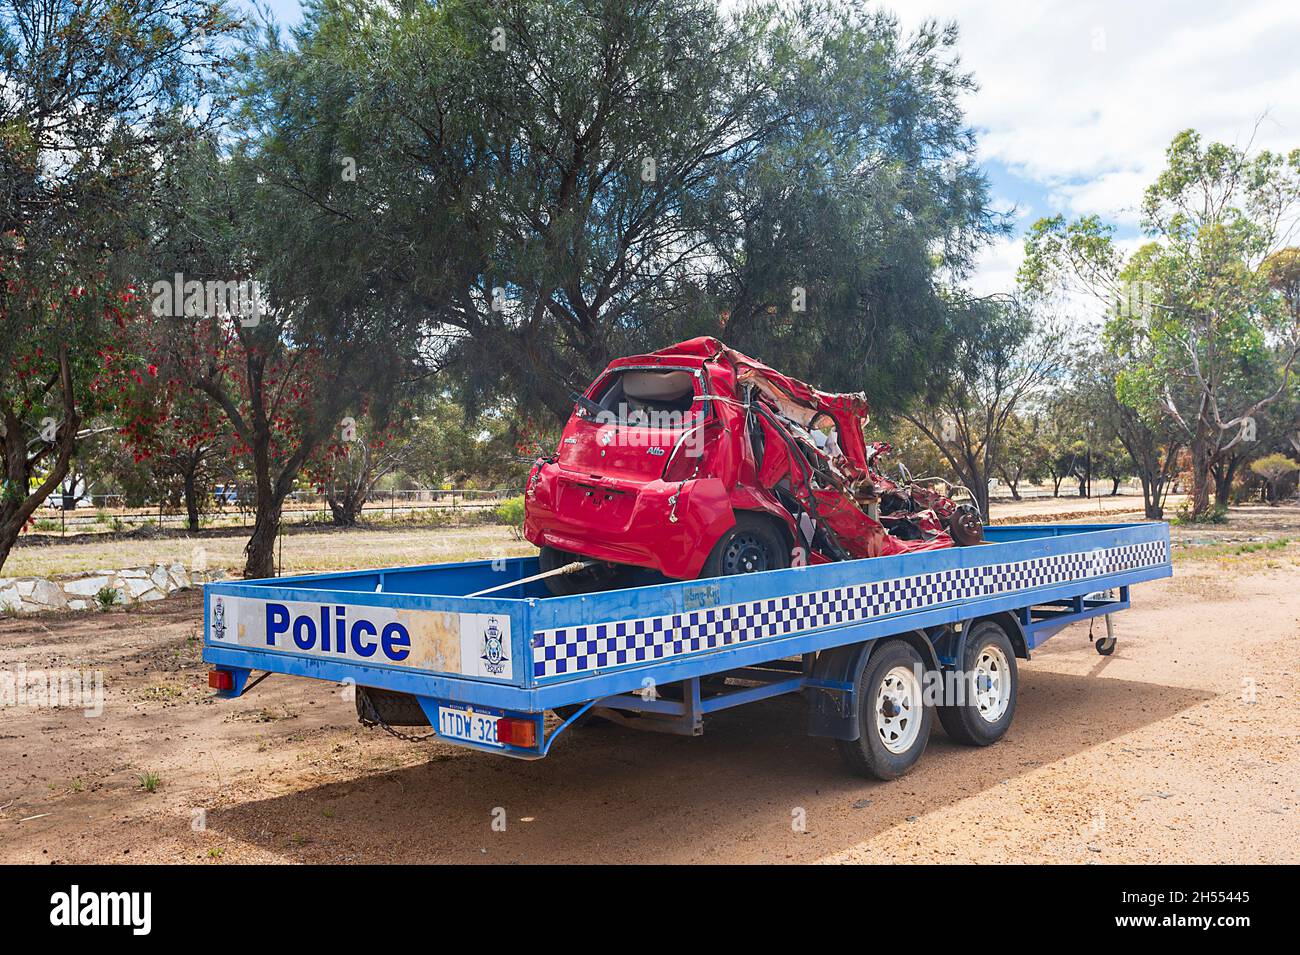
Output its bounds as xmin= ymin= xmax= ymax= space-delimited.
xmin=806 ymin=630 xmax=940 ymax=741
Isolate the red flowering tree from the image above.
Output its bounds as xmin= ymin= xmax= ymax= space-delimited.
xmin=1 ymin=0 xmax=240 ymax=571
xmin=159 ymin=310 xmax=339 ymax=577
xmin=1 ymin=281 xmax=149 ymax=571
xmin=111 ymin=345 xmax=224 ymax=532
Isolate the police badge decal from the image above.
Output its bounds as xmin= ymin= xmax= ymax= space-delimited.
xmin=212 ymin=598 xmax=227 ymax=641
xmin=480 ymin=617 xmax=508 ymax=675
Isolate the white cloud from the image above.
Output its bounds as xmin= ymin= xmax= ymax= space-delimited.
xmin=965 ymin=233 xmax=1024 ymax=299
xmin=896 ymin=0 xmax=1300 ymax=218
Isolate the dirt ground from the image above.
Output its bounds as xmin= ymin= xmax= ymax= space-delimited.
xmin=4 ymin=522 xmax=535 ymax=578
xmin=1 ymin=505 xmax=1296 ymax=864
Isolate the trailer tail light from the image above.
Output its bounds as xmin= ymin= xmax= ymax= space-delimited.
xmin=496 ymin=717 xmax=537 ymax=748
xmin=208 ymin=670 xmax=233 ymax=691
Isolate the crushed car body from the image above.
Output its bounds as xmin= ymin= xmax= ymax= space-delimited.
xmin=524 ymin=337 xmax=982 ymax=593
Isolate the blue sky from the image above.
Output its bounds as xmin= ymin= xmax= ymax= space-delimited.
xmin=243 ymin=1 xmax=1300 ymax=301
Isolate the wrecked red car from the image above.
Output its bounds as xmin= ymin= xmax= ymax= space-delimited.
xmin=524 ymin=337 xmax=982 ymax=594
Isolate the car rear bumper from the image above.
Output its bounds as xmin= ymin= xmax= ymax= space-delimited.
xmin=523 ymin=463 xmax=735 ymax=579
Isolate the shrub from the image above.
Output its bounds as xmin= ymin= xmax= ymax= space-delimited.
xmin=1250 ymin=453 xmax=1300 ymax=504
xmin=493 ymin=496 xmax=526 ymax=539
xmin=95 ymin=586 xmax=121 ymax=611
xmin=1172 ymin=502 xmax=1229 ymax=525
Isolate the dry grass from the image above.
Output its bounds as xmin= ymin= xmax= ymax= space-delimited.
xmin=3 ymin=524 xmax=532 ymax=579
xmin=7 ymin=498 xmax=1299 ymax=581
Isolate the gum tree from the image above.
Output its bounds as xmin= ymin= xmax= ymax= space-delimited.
xmin=903 ymin=295 xmax=1070 ymax=519
xmin=1021 ymin=131 xmax=1300 ymax=518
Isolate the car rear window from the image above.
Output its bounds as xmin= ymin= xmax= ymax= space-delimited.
xmin=591 ymin=369 xmax=703 ymax=427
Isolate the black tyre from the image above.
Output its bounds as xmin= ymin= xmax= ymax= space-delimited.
xmin=936 ymin=621 xmax=1018 ymax=746
xmin=836 ymin=640 xmax=933 ymax=780
xmin=700 ymin=512 xmax=790 ymax=578
xmin=356 ymin=686 xmax=429 ymax=727
xmin=539 ymin=545 xmax=630 ymax=597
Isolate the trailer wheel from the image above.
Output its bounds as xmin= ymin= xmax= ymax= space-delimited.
xmin=937 ymin=621 xmax=1018 ymax=746
xmin=836 ymin=640 xmax=932 ymax=780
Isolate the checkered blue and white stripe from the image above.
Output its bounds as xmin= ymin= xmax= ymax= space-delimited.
xmin=531 ymin=539 xmax=1167 ymax=679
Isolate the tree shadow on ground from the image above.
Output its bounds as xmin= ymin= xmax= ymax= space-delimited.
xmin=205 ymin=668 xmax=1213 ymax=863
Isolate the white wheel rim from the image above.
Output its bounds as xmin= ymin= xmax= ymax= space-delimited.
xmin=973 ymin=644 xmax=1011 ymax=723
xmin=875 ymin=665 xmax=923 ymax=754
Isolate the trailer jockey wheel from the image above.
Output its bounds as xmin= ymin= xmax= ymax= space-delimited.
xmin=948 ymin=504 xmax=984 ymax=546
xmin=1094 ymin=613 xmax=1117 ymax=655
xmin=836 ymin=640 xmax=933 ymax=780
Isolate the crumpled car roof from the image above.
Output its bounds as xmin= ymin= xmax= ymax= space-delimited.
xmin=647 ymin=336 xmax=873 ymax=478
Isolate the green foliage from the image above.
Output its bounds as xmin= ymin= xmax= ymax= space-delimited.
xmin=0 ymin=0 xmax=243 ymax=572
xmin=1251 ymin=452 xmax=1300 ymax=480
xmin=904 ymin=295 xmax=1071 ymax=515
xmin=400 ymin=399 xmax=532 ymax=489
xmin=1020 ymin=130 xmax=1300 ymax=517
xmin=493 ymin=497 xmax=526 ymax=539
xmin=242 ymin=0 xmax=1000 ymax=422
xmin=95 ymin=586 xmax=120 ymax=611
xmin=1172 ymin=502 xmax=1229 ymax=525
xmin=1251 ymin=453 xmax=1300 ymax=502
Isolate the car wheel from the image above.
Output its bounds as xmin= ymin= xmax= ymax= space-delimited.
xmin=700 ymin=512 xmax=790 ymax=578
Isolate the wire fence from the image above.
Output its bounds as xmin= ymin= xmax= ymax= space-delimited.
xmin=28 ymin=488 xmax=523 ymax=537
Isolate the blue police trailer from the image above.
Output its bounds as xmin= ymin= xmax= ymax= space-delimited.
xmin=203 ymin=521 xmax=1170 ymax=779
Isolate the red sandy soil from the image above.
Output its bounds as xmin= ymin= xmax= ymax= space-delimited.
xmin=0 ymin=516 xmax=1296 ymax=864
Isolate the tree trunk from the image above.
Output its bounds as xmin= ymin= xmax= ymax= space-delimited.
xmin=327 ymin=491 xmax=364 ymax=527
xmin=183 ymin=465 xmax=200 ymax=533
xmin=0 ymin=516 xmax=24 ymax=577
xmin=1189 ymin=443 xmax=1213 ymax=517
xmin=1110 ymin=477 xmax=1120 ymax=495
xmin=1138 ymin=475 xmax=1163 ymax=520
xmin=1213 ymin=456 xmax=1239 ymax=507
xmin=243 ymin=492 xmax=284 ymax=579
xmin=971 ymin=475 xmax=990 ymax=522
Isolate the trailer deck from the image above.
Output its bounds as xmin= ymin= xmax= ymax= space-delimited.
xmin=203 ymin=521 xmax=1171 ymax=778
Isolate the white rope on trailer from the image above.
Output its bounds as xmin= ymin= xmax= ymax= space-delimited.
xmin=466 ymin=560 xmax=597 ymax=598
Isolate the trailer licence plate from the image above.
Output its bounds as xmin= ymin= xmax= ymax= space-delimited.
xmin=437 ymin=706 xmax=502 ymax=748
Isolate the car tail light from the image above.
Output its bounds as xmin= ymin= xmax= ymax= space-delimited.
xmin=662 ymin=440 xmax=706 ymax=483
xmin=496 ymin=717 xmax=537 ymax=748
xmin=208 ymin=670 xmax=233 ymax=691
